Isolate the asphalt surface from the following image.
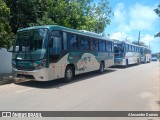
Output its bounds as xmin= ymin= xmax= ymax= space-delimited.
xmin=0 ymin=62 xmax=159 ymax=120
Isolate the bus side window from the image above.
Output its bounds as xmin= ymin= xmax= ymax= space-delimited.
xmin=99 ymin=40 xmax=106 ymax=52
xmin=106 ymin=41 xmax=112 ymax=52
xmin=90 ymin=38 xmax=98 ymax=51
xmin=67 ymin=33 xmax=78 ymax=50
xmin=79 ymin=36 xmax=89 ymax=50
xmin=125 ymin=44 xmax=128 ymax=51
xmin=50 ymin=36 xmax=62 ymax=55
xmin=129 ymin=45 xmax=131 ymax=51
xmin=63 ymin=32 xmax=67 ymax=50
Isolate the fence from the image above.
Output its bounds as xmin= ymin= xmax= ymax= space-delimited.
xmin=0 ymin=48 xmax=12 ymax=74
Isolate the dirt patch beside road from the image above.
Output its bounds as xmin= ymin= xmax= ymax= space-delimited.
xmin=0 ymin=73 xmax=14 ymax=85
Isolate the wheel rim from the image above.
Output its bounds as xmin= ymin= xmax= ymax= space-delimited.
xmin=66 ymin=69 xmax=73 ymax=79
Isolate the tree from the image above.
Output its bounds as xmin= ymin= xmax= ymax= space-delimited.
xmin=154 ymin=4 xmax=160 ymax=37
xmin=154 ymin=4 xmax=160 ymax=17
xmin=154 ymin=32 xmax=160 ymax=37
xmin=89 ymin=0 xmax=112 ymax=33
xmin=4 ymin=0 xmax=52 ymax=34
xmin=5 ymin=0 xmax=112 ymax=34
xmin=0 ymin=0 xmax=13 ymax=48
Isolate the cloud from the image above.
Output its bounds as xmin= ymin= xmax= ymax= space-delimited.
xmin=112 ymin=3 xmax=159 ymax=32
xmin=141 ymin=34 xmax=155 ymax=42
xmin=113 ymin=3 xmax=126 ymax=24
xmin=129 ymin=3 xmax=158 ymax=31
xmin=108 ymin=2 xmax=160 ymax=53
xmin=110 ymin=32 xmax=133 ymax=41
xmin=113 ymin=3 xmax=131 ymax=32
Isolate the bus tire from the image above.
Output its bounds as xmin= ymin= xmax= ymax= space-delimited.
xmin=64 ymin=66 xmax=74 ymax=82
xmin=137 ymin=59 xmax=140 ymax=65
xmin=98 ymin=62 xmax=105 ymax=74
xmin=124 ymin=59 xmax=128 ymax=68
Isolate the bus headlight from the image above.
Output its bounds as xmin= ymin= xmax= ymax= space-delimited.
xmin=35 ymin=59 xmax=46 ymax=70
xmin=35 ymin=65 xmax=44 ymax=70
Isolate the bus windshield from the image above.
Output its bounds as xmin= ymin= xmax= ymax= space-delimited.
xmin=140 ymin=48 xmax=143 ymax=55
xmin=13 ymin=29 xmax=48 ymax=61
xmin=114 ymin=44 xmax=124 ymax=57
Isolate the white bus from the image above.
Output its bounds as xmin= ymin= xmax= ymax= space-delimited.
xmin=140 ymin=46 xmax=151 ymax=63
xmin=114 ymin=41 xmax=141 ymax=67
xmin=11 ymin=25 xmax=114 ymax=82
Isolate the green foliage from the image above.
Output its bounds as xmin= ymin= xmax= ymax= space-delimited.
xmin=30 ymin=12 xmax=56 ymax=26
xmin=154 ymin=4 xmax=160 ymax=17
xmin=0 ymin=0 xmax=13 ymax=48
xmin=5 ymin=0 xmax=112 ymax=34
xmin=1 ymin=0 xmax=112 ymax=48
xmin=5 ymin=0 xmax=53 ymax=33
xmin=154 ymin=5 xmax=160 ymax=37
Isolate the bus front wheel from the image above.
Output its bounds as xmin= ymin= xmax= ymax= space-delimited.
xmin=137 ymin=59 xmax=140 ymax=65
xmin=64 ymin=66 xmax=74 ymax=82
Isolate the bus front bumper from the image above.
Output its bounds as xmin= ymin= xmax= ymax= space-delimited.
xmin=114 ymin=58 xmax=124 ymax=66
xmin=12 ymin=68 xmax=50 ymax=81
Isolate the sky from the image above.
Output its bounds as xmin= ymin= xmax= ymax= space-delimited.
xmin=104 ymin=0 xmax=160 ymax=53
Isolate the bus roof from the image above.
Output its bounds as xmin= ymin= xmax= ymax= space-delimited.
xmin=17 ymin=25 xmax=113 ymax=42
xmin=113 ymin=40 xmax=150 ymax=49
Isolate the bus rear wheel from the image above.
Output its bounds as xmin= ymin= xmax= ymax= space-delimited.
xmin=98 ymin=62 xmax=105 ymax=74
xmin=64 ymin=66 xmax=74 ymax=82
xmin=137 ymin=59 xmax=140 ymax=65
xmin=124 ymin=59 xmax=128 ymax=68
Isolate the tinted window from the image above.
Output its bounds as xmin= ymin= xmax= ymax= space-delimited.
xmin=106 ymin=41 xmax=112 ymax=52
xmin=135 ymin=47 xmax=137 ymax=52
xmin=67 ymin=33 xmax=78 ymax=50
xmin=79 ymin=36 xmax=89 ymax=50
xmin=63 ymin=32 xmax=67 ymax=50
xmin=129 ymin=45 xmax=131 ymax=51
xmin=50 ymin=31 xmax=62 ymax=55
xmin=126 ymin=44 xmax=129 ymax=51
xmin=132 ymin=46 xmax=134 ymax=51
xmin=99 ymin=40 xmax=106 ymax=52
xmin=90 ymin=38 xmax=98 ymax=51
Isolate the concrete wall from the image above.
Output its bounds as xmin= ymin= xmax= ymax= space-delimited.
xmin=0 ymin=48 xmax=12 ymax=73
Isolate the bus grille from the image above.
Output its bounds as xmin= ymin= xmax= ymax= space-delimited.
xmin=17 ymin=74 xmax=35 ymax=79
xmin=16 ymin=66 xmax=35 ymax=71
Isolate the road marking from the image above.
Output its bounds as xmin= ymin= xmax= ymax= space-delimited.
xmin=15 ymin=88 xmax=34 ymax=93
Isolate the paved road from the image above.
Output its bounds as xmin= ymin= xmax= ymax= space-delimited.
xmin=0 ymin=62 xmax=159 ymax=120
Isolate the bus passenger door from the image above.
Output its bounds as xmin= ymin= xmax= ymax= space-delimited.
xmin=49 ymin=31 xmax=63 ymax=79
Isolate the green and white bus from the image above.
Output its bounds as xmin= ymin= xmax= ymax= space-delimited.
xmin=12 ymin=25 xmax=114 ymax=82
xmin=140 ymin=46 xmax=151 ymax=63
xmin=114 ymin=41 xmax=141 ymax=67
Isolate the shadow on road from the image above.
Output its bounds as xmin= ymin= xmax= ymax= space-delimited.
xmin=111 ymin=64 xmax=142 ymax=69
xmin=14 ymin=69 xmax=116 ymax=89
